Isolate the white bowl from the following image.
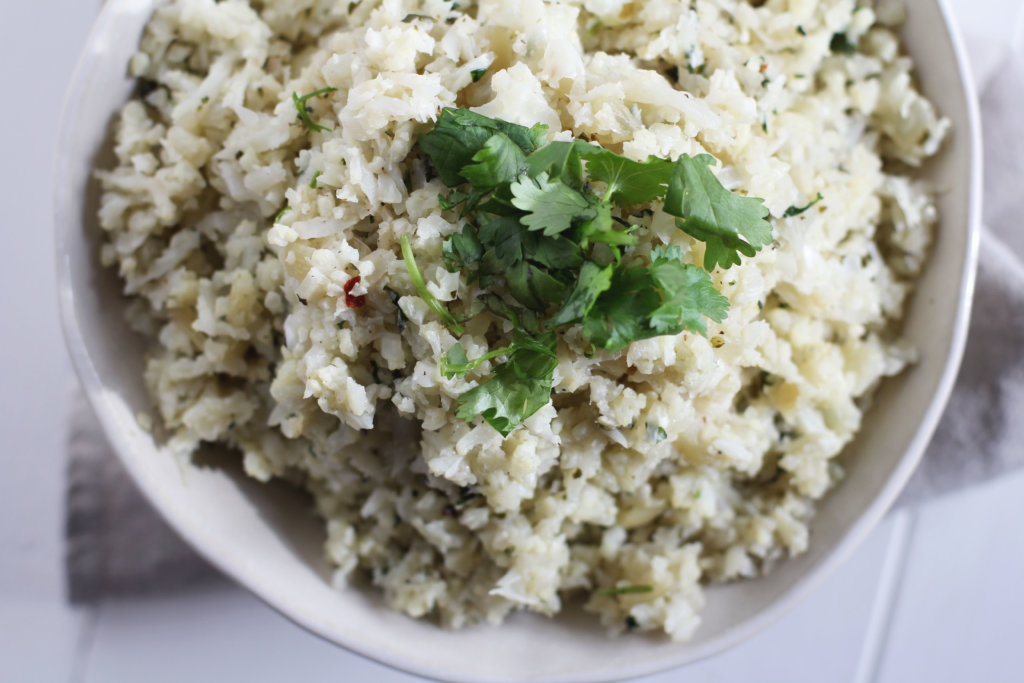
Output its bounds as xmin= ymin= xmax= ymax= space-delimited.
xmin=55 ymin=1 xmax=981 ymax=681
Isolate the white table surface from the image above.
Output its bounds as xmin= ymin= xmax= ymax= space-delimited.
xmin=1 ymin=1 xmax=1021 ymax=681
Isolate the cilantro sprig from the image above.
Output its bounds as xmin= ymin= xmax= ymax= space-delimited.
xmin=402 ymin=108 xmax=772 ymax=436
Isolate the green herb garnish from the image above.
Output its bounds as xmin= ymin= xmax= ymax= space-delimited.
xmin=403 ymin=108 xmax=771 ymax=436
xmin=646 ymin=423 xmax=668 ymax=443
xmin=664 ymin=154 xmax=772 ymax=270
xmin=600 ymin=585 xmax=654 ymax=596
xmin=399 ymin=234 xmax=464 ymax=337
xmin=309 ymin=171 xmax=322 ymax=189
xmin=783 ymin=192 xmax=823 ymax=217
xmin=292 ymin=87 xmax=338 ymax=133
xmin=470 ymin=68 xmax=488 ymax=83
xmin=830 ymin=32 xmax=857 ymax=55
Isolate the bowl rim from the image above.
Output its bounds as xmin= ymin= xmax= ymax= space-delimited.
xmin=53 ymin=0 xmax=982 ymax=680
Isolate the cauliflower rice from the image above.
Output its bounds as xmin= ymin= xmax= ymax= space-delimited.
xmin=98 ymin=0 xmax=946 ymax=640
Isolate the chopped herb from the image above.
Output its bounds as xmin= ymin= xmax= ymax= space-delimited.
xmin=407 ymin=108 xmax=770 ymax=436
xmin=291 ymin=87 xmax=338 ymax=133
xmin=783 ymin=192 xmax=824 ymax=217
xmin=470 ymin=68 xmax=488 ymax=83
xmin=309 ymin=171 xmax=322 ymax=189
xmin=600 ymin=585 xmax=654 ymax=596
xmin=274 ymin=206 xmax=291 ymax=223
xmin=646 ymin=423 xmax=668 ymax=443
xmin=402 ymin=13 xmax=433 ymax=22
xmin=830 ymin=32 xmax=857 ymax=55
xmin=796 ymin=25 xmax=806 ymax=36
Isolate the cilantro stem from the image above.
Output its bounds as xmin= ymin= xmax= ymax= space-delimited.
xmin=782 ymin=192 xmax=823 ymax=217
xmin=292 ymin=87 xmax=338 ymax=133
xmin=600 ymin=585 xmax=654 ymax=596
xmin=441 ymin=344 xmax=514 ymax=378
xmin=400 ymin=235 xmax=464 ymax=336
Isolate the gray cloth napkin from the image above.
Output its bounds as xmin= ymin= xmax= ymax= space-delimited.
xmin=64 ymin=33 xmax=1024 ymax=603
xmin=897 ymin=25 xmax=1024 ymax=503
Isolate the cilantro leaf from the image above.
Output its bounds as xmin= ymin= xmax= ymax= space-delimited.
xmin=582 ymin=266 xmax=663 ymax=352
xmin=530 ymin=236 xmax=583 ymax=271
xmin=455 ymin=332 xmax=558 ymax=436
xmin=578 ymin=202 xmax=638 ymax=249
xmin=477 ymin=214 xmax=531 ymax=283
xmin=577 ymin=247 xmax=728 ymax=350
xmin=442 ymin=224 xmax=482 ymax=273
xmin=419 ymin=108 xmax=546 ymax=186
xmin=507 ymin=260 xmax=568 ymax=311
xmin=439 ymin=189 xmax=469 ymax=212
xmin=460 ymin=133 xmax=528 ymax=188
xmin=548 ymin=261 xmax=614 ymax=327
xmin=664 ymin=154 xmax=772 ymax=271
xmin=511 ymin=173 xmax=592 ymax=236
xmin=526 ymin=141 xmax=584 ymax=188
xmin=647 ymin=245 xmax=729 ymax=336
xmin=575 ymin=143 xmax=675 ymax=205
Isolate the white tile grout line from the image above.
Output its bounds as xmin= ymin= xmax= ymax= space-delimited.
xmin=851 ymin=509 xmax=919 ymax=683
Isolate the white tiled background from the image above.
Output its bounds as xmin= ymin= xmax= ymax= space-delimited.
xmin=2 ymin=1 xmax=1021 ymax=681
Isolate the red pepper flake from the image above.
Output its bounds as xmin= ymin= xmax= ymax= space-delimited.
xmin=344 ymin=276 xmax=366 ymax=309
xmin=759 ymin=62 xmax=768 ymax=74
